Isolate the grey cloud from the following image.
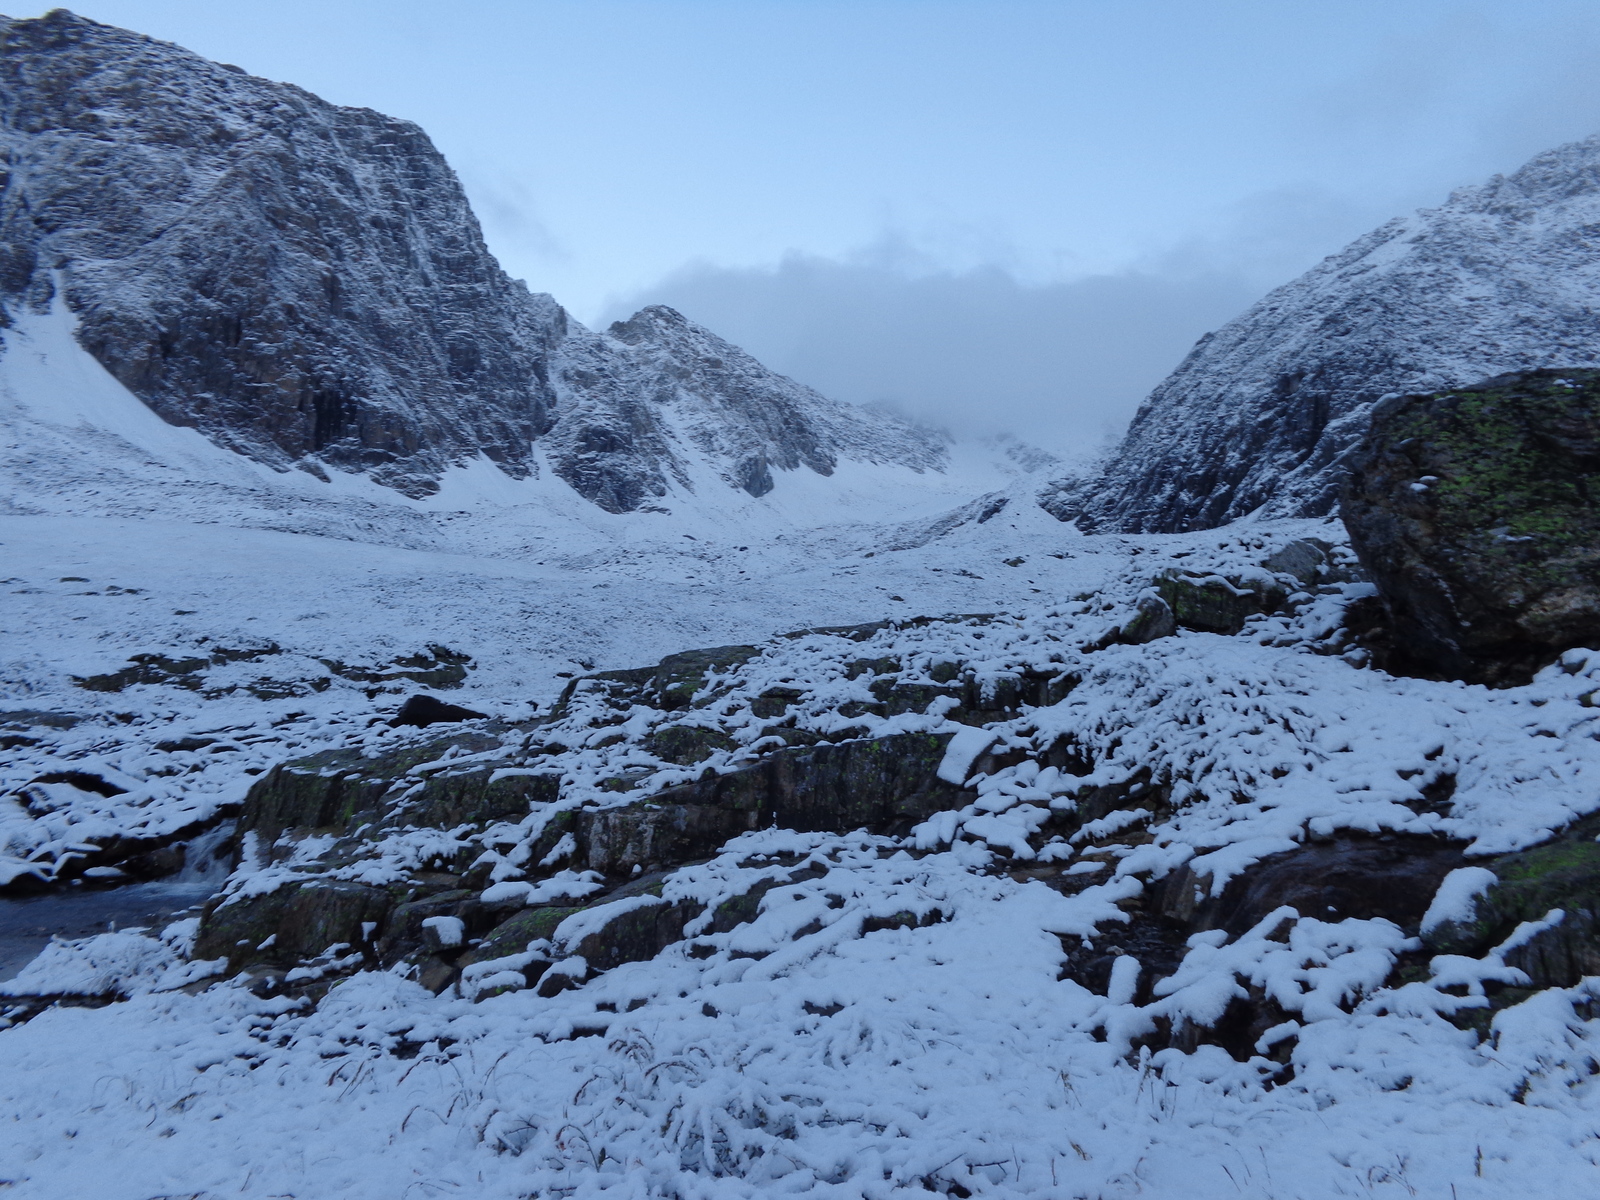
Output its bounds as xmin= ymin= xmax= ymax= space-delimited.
xmin=457 ymin=171 xmax=571 ymax=267
xmin=601 ymin=247 xmax=1269 ymax=459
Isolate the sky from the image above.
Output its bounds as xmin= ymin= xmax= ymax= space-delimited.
xmin=38 ymin=0 xmax=1600 ymax=455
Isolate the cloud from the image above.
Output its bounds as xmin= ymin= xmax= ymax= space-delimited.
xmin=601 ymin=240 xmax=1270 ymax=459
xmin=456 ymin=171 xmax=570 ymax=271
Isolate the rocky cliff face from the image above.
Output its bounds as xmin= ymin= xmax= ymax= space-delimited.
xmin=547 ymin=305 xmax=947 ymax=513
xmin=1044 ymin=134 xmax=1600 ymax=532
xmin=0 ymin=11 xmax=944 ymax=504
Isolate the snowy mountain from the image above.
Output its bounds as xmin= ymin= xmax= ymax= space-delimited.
xmin=0 ymin=10 xmax=944 ymax=508
xmin=5 ymin=12 xmax=1600 ymax=1200
xmin=1045 ymin=133 xmax=1600 ymax=532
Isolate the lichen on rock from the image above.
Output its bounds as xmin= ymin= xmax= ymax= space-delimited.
xmin=1342 ymin=368 xmax=1600 ymax=683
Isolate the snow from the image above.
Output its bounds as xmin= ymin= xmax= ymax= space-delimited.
xmin=3 ymin=297 xmax=1600 ymax=1198
xmin=936 ymin=726 xmax=998 ymax=784
xmin=1421 ymin=866 xmax=1500 ymax=936
xmin=2 ymin=838 xmax=1598 ymax=1198
xmin=419 ymin=915 xmax=465 ymax=949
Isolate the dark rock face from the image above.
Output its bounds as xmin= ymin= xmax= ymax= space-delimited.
xmin=1060 ymin=834 xmax=1468 ymax=1012
xmin=1341 ymin=369 xmax=1600 ymax=684
xmin=602 ymin=730 xmax=968 ymax=867
xmin=1043 ymin=134 xmax=1600 ymax=533
xmin=0 ymin=10 xmax=562 ymax=496
xmin=544 ymin=306 xmax=947 ymax=514
xmin=1152 ymin=571 xmax=1287 ymax=636
xmin=195 ymin=723 xmax=971 ymax=987
xmin=0 ymin=11 xmax=946 ymax=505
xmin=1183 ymin=835 xmax=1468 ymax=934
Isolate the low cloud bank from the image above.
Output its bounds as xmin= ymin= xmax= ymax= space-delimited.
xmin=603 ymin=250 xmax=1264 ymax=460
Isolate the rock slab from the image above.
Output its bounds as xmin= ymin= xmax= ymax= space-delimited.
xmin=1341 ymin=368 xmax=1600 ymax=684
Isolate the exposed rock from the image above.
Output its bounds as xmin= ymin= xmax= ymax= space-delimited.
xmin=233 ymin=730 xmax=555 ymax=853
xmin=1118 ymin=594 xmax=1177 ymax=645
xmin=764 ymin=732 xmax=967 ymax=833
xmin=1261 ymin=538 xmax=1332 ymax=586
xmin=1107 ymin=563 xmax=1299 ymax=647
xmin=377 ymin=889 xmax=475 ymax=961
xmin=0 ymin=10 xmax=560 ymax=497
xmin=1166 ymin=835 xmax=1469 ymax=933
xmin=193 ymin=878 xmax=393 ymax=970
xmin=1341 ymin=369 xmax=1600 ymax=684
xmin=390 ymin=694 xmax=487 ymax=728
xmin=0 ymin=12 xmax=946 ymax=506
xmin=643 ymin=724 xmax=737 ymax=765
xmin=0 ymin=710 xmax=81 ymax=730
xmin=70 ymin=643 xmax=472 ymax=697
xmin=1043 ymin=133 xmax=1600 ymax=533
xmin=1153 ymin=571 xmax=1287 ymax=636
xmin=1056 ymin=834 xmax=1469 ymax=1007
xmin=1419 ymin=813 xmax=1600 ymax=990
xmin=580 ymin=731 xmax=968 ymax=875
xmin=235 ymin=750 xmax=402 ymax=849
xmin=198 ymin=719 xmax=973 ymax=987
xmin=561 ymin=894 xmax=705 ymax=974
xmin=555 ymin=644 xmax=762 ymax=716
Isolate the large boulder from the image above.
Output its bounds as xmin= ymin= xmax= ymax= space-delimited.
xmin=1341 ymin=369 xmax=1600 ymax=684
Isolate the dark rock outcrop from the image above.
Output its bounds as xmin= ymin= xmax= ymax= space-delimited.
xmin=578 ymin=730 xmax=968 ymax=875
xmin=201 ymin=720 xmax=972 ymax=992
xmin=0 ymin=11 xmax=946 ymax=505
xmin=1057 ymin=834 xmax=1469 ymax=1013
xmin=1419 ymin=812 xmax=1600 ymax=992
xmin=1043 ymin=133 xmax=1600 ymax=533
xmin=1151 ymin=571 xmax=1287 ymax=636
xmin=0 ymin=10 xmax=562 ymax=497
xmin=1341 ymin=369 xmax=1600 ymax=684
xmin=390 ymin=695 xmax=487 ymax=728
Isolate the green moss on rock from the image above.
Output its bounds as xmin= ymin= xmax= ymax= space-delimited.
xmin=1154 ymin=572 xmax=1286 ymax=635
xmin=1343 ymin=368 xmax=1600 ymax=683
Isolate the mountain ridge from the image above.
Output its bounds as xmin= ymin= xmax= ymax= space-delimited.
xmin=0 ymin=9 xmax=945 ymax=508
xmin=1044 ymin=131 xmax=1600 ymax=532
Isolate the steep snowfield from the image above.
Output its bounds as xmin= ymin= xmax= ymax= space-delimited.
xmin=1047 ymin=132 xmax=1600 ymax=533
xmin=0 ymin=300 xmax=1016 ymax=558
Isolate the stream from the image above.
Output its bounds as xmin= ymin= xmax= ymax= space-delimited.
xmin=0 ymin=823 xmax=232 ymax=982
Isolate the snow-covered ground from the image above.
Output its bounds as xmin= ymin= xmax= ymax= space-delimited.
xmin=0 ymin=300 xmax=1109 ymax=885
xmin=3 ymin=309 xmax=1599 ymax=1198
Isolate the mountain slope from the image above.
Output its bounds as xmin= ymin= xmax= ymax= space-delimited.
xmin=547 ymin=305 xmax=946 ymax=513
xmin=1044 ymin=133 xmax=1600 ymax=532
xmin=0 ymin=10 xmax=944 ymax=506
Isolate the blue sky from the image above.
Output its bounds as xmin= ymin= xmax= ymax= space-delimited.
xmin=44 ymin=1 xmax=1600 ymax=452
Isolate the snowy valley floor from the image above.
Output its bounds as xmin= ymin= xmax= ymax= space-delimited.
xmin=1 ymin=505 xmax=1598 ymax=1198
xmin=2 ymin=317 xmax=1599 ymax=1198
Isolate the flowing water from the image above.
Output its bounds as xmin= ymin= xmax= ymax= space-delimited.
xmin=0 ymin=823 xmax=232 ymax=982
